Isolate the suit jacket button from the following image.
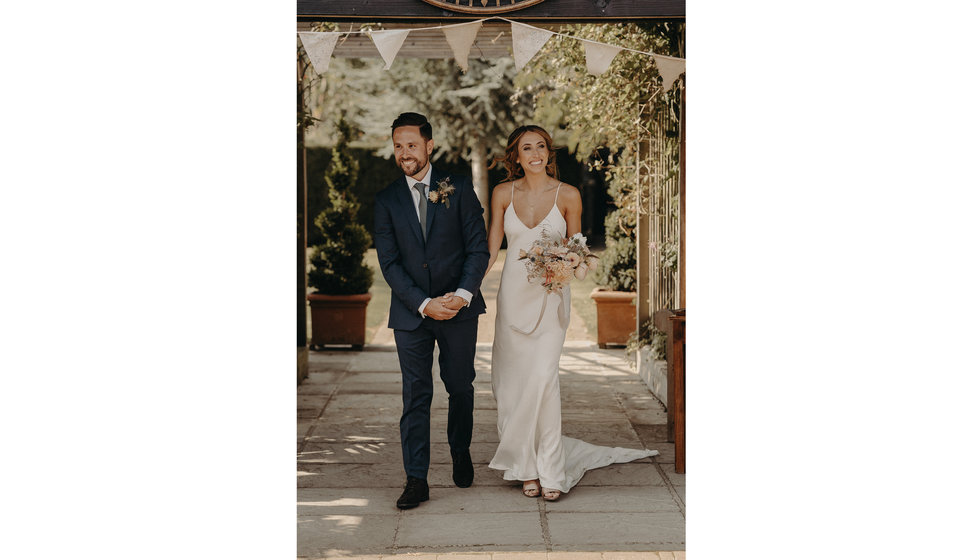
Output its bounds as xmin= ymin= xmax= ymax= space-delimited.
xmin=423 ymin=263 xmax=428 ymax=268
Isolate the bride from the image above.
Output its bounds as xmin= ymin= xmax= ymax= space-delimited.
xmin=481 ymin=125 xmax=657 ymax=501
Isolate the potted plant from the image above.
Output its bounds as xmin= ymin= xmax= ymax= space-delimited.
xmin=307 ymin=118 xmax=374 ymax=350
xmin=590 ymin=208 xmax=638 ymax=348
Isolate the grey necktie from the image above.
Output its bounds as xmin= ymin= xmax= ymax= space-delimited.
xmin=413 ymin=182 xmax=427 ymax=241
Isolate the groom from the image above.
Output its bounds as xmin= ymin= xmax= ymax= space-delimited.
xmin=373 ymin=112 xmax=490 ymax=509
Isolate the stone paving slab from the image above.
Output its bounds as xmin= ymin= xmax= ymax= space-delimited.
xmin=347 ymin=352 xmax=402 ymax=372
xmin=306 ymin=421 xmax=500 ymax=445
xmin=298 ymin=340 xmax=684 ymax=556
xmin=298 ymin=462 xmax=509 ymax=489
xmin=574 ymin=464 xmax=664 ymax=487
xmin=673 ymin=486 xmax=684 ymax=505
xmin=618 ymin=396 xmax=667 ymax=411
xmin=542 ymin=486 xmax=680 ymax=513
xmin=328 ymin=393 xmax=405 ymax=410
xmin=560 ymin=431 xmax=643 ymax=447
xmin=297 ymin=514 xmax=398 ymax=557
xmin=299 ymin=419 xmax=315 ymax=439
xmin=549 ymin=545 xmax=685 ymax=554
xmin=318 ymin=409 xmax=403 ymax=425
xmin=306 ymin=425 xmax=399 ymax=444
xmin=299 ymin=487 xmax=404 ymax=516
xmin=300 ymin=486 xmax=541 ymax=516
xmin=395 ymin=512 xmax=545 ymax=548
xmin=298 ymin=441 xmax=398 ymax=463
xmin=661 ymin=469 xmax=684 ymax=487
xmin=631 ymin=425 xmax=669 ymax=443
xmin=546 ymin=512 xmax=686 ymax=547
xmin=298 ymin=442 xmax=502 ymax=465
xmin=298 ymin=462 xmax=408 ymax=488
xmin=300 ymin=554 xmax=684 ymax=560
xmin=645 ymin=444 xmax=674 ymax=465
xmin=392 ymin=545 xmax=552 ymax=556
xmin=304 ymin=371 xmax=348 ymax=384
xmin=599 ymin=552 xmax=685 ymax=559
xmin=344 ymin=372 xmax=404 ymax=384
xmin=299 ymin=395 xmax=332 ymax=411
xmin=622 ymin=408 xmax=669 ymax=425
xmin=338 ymin=382 xmax=405 ymax=395
xmin=561 ymin=423 xmax=645 ymax=443
xmin=299 ymin=383 xmax=343 ymax=396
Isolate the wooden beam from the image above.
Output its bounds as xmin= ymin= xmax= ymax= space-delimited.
xmin=678 ymin=81 xmax=685 ymax=309
xmin=298 ymin=58 xmax=309 ymax=350
xmin=298 ymin=0 xmax=684 ymax=22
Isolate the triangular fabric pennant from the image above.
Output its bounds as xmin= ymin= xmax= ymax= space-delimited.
xmin=368 ymin=29 xmax=411 ymax=70
xmin=583 ymin=41 xmax=622 ymax=76
xmin=511 ymin=22 xmax=553 ymax=71
xmin=298 ymin=32 xmax=342 ymax=75
xmin=653 ymin=54 xmax=686 ymax=92
xmin=442 ymin=21 xmax=482 ymax=73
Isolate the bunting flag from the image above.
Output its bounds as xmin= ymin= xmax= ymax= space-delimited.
xmin=511 ymin=22 xmax=553 ymax=71
xmin=442 ymin=21 xmax=483 ymax=73
xmin=653 ymin=54 xmax=686 ymax=92
xmin=583 ymin=41 xmax=623 ymax=76
xmin=297 ymin=18 xmax=686 ymax=79
xmin=298 ymin=32 xmax=342 ymax=75
xmin=368 ymin=29 xmax=411 ymax=70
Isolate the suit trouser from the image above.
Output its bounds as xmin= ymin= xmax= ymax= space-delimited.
xmin=393 ymin=316 xmax=478 ymax=480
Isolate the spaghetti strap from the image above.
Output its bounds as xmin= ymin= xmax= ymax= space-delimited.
xmin=553 ymin=183 xmax=561 ymax=206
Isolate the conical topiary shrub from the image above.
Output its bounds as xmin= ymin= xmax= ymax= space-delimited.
xmin=307 ymin=118 xmax=373 ymax=349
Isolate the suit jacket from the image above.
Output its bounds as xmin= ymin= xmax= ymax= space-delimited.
xmin=374 ymin=166 xmax=490 ymax=331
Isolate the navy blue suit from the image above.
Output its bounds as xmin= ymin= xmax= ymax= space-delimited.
xmin=374 ymin=166 xmax=490 ymax=480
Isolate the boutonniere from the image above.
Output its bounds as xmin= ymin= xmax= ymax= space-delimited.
xmin=427 ymin=177 xmax=456 ymax=208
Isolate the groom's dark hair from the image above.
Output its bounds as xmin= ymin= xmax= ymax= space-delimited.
xmin=391 ymin=112 xmax=432 ymax=141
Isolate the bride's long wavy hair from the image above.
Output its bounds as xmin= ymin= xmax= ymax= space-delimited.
xmin=491 ymin=125 xmax=559 ymax=183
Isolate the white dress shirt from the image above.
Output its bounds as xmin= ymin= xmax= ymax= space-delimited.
xmin=404 ymin=165 xmax=473 ymax=317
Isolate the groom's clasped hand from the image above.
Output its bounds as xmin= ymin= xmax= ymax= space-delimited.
xmin=422 ymin=293 xmax=465 ymax=321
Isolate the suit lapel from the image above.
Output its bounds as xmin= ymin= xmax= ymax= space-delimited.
xmin=393 ymin=178 xmax=425 ymax=246
xmin=425 ymin=168 xmax=441 ymax=240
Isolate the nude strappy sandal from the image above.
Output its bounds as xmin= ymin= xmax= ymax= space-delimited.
xmin=522 ymin=480 xmax=541 ymax=498
xmin=542 ymin=488 xmax=561 ymax=502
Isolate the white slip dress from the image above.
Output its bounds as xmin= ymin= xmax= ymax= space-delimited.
xmin=489 ymin=183 xmax=658 ymax=493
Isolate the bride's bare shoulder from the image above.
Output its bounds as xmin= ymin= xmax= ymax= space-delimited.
xmin=557 ymin=182 xmax=582 ymax=206
xmin=492 ymin=181 xmax=515 ymax=203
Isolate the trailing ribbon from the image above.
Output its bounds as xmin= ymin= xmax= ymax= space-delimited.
xmin=510 ymin=288 xmax=570 ymax=335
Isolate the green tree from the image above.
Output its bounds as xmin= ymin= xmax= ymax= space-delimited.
xmin=514 ymin=22 xmax=684 ymax=290
xmin=306 ymin=44 xmax=534 ymax=222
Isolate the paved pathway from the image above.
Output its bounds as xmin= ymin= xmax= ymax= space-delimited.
xmin=298 ymin=259 xmax=684 ymax=558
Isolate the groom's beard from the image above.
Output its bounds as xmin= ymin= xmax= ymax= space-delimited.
xmin=398 ymin=156 xmax=428 ymax=177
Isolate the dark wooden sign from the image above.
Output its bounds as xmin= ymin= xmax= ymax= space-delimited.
xmin=297 ymin=0 xmax=685 ymax=22
xmin=418 ymin=0 xmax=548 ymax=15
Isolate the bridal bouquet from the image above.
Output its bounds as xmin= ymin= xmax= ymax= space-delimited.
xmin=518 ymin=232 xmax=599 ymax=294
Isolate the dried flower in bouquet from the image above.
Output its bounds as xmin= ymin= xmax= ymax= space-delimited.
xmin=517 ymin=232 xmax=599 ymax=294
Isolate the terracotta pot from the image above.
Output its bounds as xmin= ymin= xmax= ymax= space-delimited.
xmin=589 ymin=288 xmax=636 ymax=348
xmin=307 ymin=292 xmax=372 ymax=350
